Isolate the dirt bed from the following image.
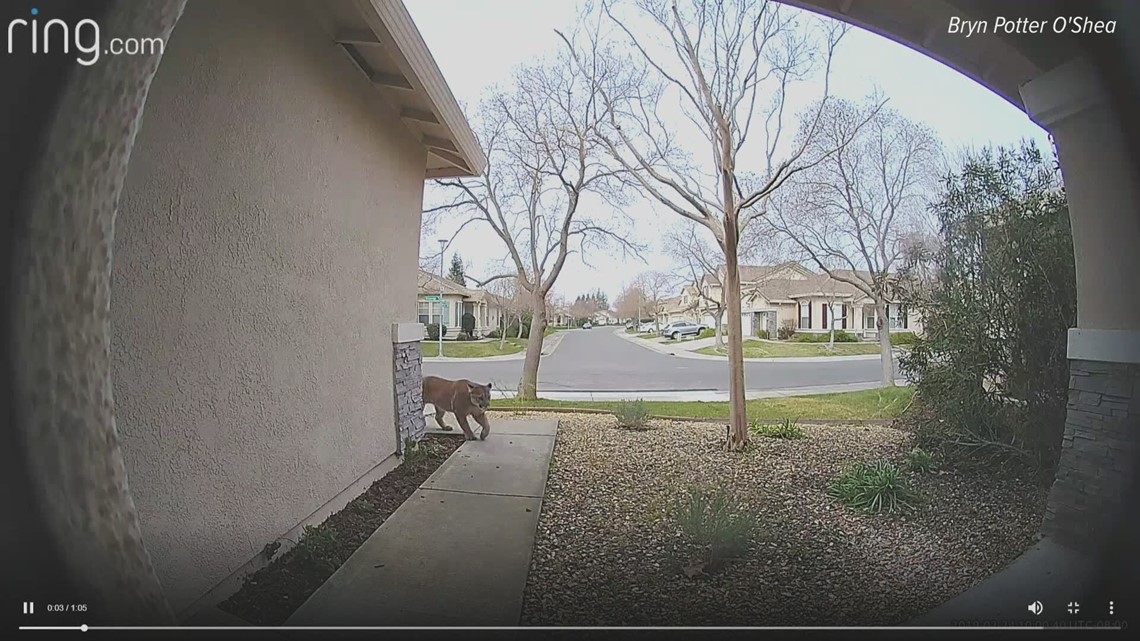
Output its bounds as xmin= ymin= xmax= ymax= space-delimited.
xmin=219 ymin=434 xmax=463 ymax=625
xmin=517 ymin=411 xmax=1049 ymax=626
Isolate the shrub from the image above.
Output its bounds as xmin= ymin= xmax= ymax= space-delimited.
xmin=749 ymin=418 xmax=805 ymax=439
xmin=613 ymin=399 xmax=651 ymax=430
xmin=292 ymin=525 xmax=340 ymax=574
xmin=777 ymin=319 xmax=796 ymax=340
xmin=792 ymin=330 xmax=857 ymax=343
xmin=425 ymin=323 xmax=448 ymax=341
xmin=755 ymin=329 xmax=769 ymax=340
xmin=903 ymin=447 xmax=935 ymax=473
xmin=897 ymin=144 xmax=1073 ymax=470
xmin=485 ymin=328 xmax=502 ymax=339
xmin=890 ymin=331 xmax=918 ymax=346
xmin=698 ymin=328 xmax=716 ymax=339
xmin=673 ymin=485 xmax=758 ymax=573
xmin=828 ymin=460 xmax=922 ymax=515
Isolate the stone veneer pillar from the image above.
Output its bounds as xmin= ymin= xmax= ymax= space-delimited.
xmin=392 ymin=322 xmax=427 ymax=452
xmin=1020 ymin=59 xmax=1140 ymax=551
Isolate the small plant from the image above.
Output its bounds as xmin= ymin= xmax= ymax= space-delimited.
xmin=401 ymin=437 xmax=430 ymax=468
xmin=777 ymin=319 xmax=796 ymax=340
xmin=292 ymin=525 xmax=340 ymax=574
xmin=261 ymin=540 xmax=281 ymax=561
xmin=903 ymin=447 xmax=935 ymax=473
xmin=755 ymin=329 xmax=769 ymax=340
xmin=828 ymin=460 xmax=922 ymax=515
xmin=613 ymin=399 xmax=651 ymax=430
xmin=673 ymin=485 xmax=758 ymax=574
xmin=749 ymin=417 xmax=805 ymax=439
xmin=425 ymin=323 xmax=448 ymax=341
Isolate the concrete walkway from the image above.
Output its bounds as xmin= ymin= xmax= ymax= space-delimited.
xmin=285 ymin=418 xmax=557 ymax=627
xmin=422 ymin=329 xmax=568 ymax=363
xmin=614 ymin=328 xmax=897 ymax=363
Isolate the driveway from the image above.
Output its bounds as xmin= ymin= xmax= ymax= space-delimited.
xmin=422 ymin=327 xmax=899 ymax=393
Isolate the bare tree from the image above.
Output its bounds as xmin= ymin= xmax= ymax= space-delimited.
xmin=633 ymin=270 xmax=680 ymax=333
xmin=767 ymin=99 xmax=942 ymax=385
xmin=560 ymin=0 xmax=869 ymax=450
xmin=425 ymin=54 xmax=642 ymax=400
xmin=614 ymin=284 xmax=649 ymax=325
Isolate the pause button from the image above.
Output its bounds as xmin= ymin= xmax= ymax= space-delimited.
xmin=23 ymin=602 xmax=34 ymax=614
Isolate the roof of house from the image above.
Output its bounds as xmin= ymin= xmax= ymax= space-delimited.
xmin=322 ymin=0 xmax=486 ymax=178
xmin=658 ymin=295 xmax=695 ymax=314
xmin=417 ymin=270 xmax=477 ymax=297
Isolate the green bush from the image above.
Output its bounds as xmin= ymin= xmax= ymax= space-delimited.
xmin=485 ymin=328 xmax=502 ymax=339
xmin=903 ymin=447 xmax=935 ymax=473
xmin=292 ymin=525 xmax=341 ymax=574
xmin=614 ymin=399 xmax=651 ymax=430
xmin=749 ymin=418 xmax=805 ymax=439
xmin=890 ymin=331 xmax=918 ymax=346
xmin=828 ymin=460 xmax=922 ymax=515
xmin=755 ymin=329 xmax=769 ymax=340
xmin=426 ymin=323 xmax=448 ymax=341
xmin=792 ymin=330 xmax=857 ymax=343
xmin=673 ymin=485 xmax=758 ymax=573
xmin=698 ymin=328 xmax=717 ymax=339
xmin=897 ymin=143 xmax=1074 ymax=469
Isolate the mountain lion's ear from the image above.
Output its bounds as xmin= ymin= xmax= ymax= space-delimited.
xmin=487 ymin=382 xmax=493 ymax=389
xmin=466 ymin=383 xmax=477 ymax=392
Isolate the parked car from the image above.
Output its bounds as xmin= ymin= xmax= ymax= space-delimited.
xmin=636 ymin=321 xmax=656 ymax=333
xmin=661 ymin=320 xmax=704 ymax=340
xmin=582 ymin=322 xmax=592 ymax=329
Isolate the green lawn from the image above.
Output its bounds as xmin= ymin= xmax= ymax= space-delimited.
xmin=494 ymin=386 xmax=914 ymax=421
xmin=422 ymin=339 xmax=526 ymax=358
xmin=696 ymin=340 xmax=884 ymax=358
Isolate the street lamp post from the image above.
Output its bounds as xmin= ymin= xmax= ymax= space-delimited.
xmin=438 ymin=239 xmax=446 ymax=358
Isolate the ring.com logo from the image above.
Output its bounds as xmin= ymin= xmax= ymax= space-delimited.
xmin=6 ymin=7 xmax=165 ymax=67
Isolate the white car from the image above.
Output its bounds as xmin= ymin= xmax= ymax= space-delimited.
xmin=636 ymin=321 xmax=656 ymax=333
xmin=582 ymin=322 xmax=592 ymax=329
xmin=661 ymin=321 xmax=705 ymax=340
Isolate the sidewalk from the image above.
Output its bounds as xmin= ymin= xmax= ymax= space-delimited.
xmin=613 ymin=328 xmax=896 ymax=363
xmin=423 ymin=329 xmax=567 ymax=363
xmin=465 ymin=379 xmax=908 ymax=403
xmin=284 ymin=418 xmax=557 ymax=627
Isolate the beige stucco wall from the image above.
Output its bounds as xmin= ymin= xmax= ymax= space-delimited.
xmin=110 ymin=0 xmax=426 ymax=612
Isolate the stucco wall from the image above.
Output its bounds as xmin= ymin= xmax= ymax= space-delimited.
xmin=110 ymin=0 xmax=426 ymax=612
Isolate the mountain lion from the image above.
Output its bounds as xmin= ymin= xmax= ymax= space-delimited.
xmin=422 ymin=375 xmax=492 ymax=441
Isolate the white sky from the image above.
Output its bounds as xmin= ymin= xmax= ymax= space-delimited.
xmin=406 ymin=0 xmax=1052 ymax=305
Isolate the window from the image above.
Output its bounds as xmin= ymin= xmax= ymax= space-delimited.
xmin=888 ymin=303 xmax=908 ymax=330
xmin=417 ymin=301 xmax=430 ymax=326
xmin=799 ymin=301 xmax=810 ymax=329
xmin=831 ymin=303 xmax=847 ymax=330
xmin=864 ymin=307 xmax=876 ymax=331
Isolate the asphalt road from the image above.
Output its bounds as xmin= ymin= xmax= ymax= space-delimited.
xmin=422 ymin=327 xmax=897 ymax=393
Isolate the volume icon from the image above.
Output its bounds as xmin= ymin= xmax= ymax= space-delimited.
xmin=1028 ymin=601 xmax=1043 ymax=616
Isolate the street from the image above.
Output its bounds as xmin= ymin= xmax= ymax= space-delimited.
xmin=422 ymin=327 xmax=898 ymax=393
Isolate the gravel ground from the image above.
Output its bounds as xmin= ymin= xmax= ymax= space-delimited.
xmin=516 ymin=411 xmax=1049 ymax=626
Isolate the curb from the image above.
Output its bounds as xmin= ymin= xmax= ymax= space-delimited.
xmin=490 ymin=406 xmax=895 ymax=426
xmin=614 ymin=327 xmax=902 ymax=363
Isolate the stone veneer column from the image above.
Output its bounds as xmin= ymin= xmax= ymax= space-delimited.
xmin=392 ymin=322 xmax=427 ymax=452
xmin=1020 ymin=59 xmax=1140 ymax=550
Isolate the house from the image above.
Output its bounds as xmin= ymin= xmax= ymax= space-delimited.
xmin=656 ymin=286 xmax=702 ymax=326
xmin=416 ymin=270 xmax=502 ymax=337
xmin=108 ymin=0 xmax=484 ymax=619
xmin=592 ymin=309 xmax=619 ymax=325
xmin=695 ymin=263 xmax=922 ymax=339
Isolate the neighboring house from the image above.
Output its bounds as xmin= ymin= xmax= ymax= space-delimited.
xmin=696 ymin=263 xmax=922 ymax=338
xmin=417 ymin=270 xmax=499 ymax=337
xmin=592 ymin=309 xmax=619 ymax=325
xmin=657 ymin=286 xmax=702 ymax=326
xmin=109 ymin=0 xmax=484 ymax=618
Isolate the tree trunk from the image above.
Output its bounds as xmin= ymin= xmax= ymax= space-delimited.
xmin=499 ymin=311 xmax=506 ymax=350
xmin=828 ymin=304 xmax=835 ymax=349
xmin=518 ymin=292 xmax=548 ymax=400
xmin=723 ymin=237 xmax=748 ymax=450
xmin=875 ymin=301 xmax=895 ymax=386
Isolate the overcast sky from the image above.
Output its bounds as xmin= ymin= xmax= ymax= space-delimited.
xmin=405 ymin=0 xmax=1052 ymax=305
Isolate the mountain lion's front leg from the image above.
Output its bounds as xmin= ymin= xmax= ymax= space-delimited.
xmin=455 ymin=413 xmax=478 ymax=440
xmin=474 ymin=411 xmax=490 ymax=440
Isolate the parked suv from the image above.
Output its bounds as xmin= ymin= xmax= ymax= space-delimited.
xmin=661 ymin=321 xmax=704 ymax=340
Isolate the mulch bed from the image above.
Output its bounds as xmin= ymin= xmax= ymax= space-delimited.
xmin=218 ymin=434 xmax=463 ymax=625
xmin=518 ymin=411 xmax=1050 ymax=626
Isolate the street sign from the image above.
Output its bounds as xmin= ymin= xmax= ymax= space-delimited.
xmin=425 ymin=295 xmax=442 ymax=302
